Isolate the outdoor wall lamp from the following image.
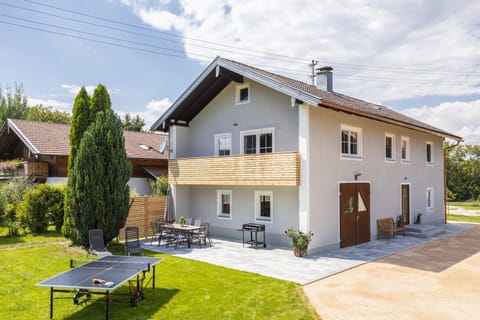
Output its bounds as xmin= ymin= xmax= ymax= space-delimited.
xmin=354 ymin=172 xmax=362 ymax=180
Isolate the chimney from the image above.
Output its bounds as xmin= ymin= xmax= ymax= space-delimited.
xmin=316 ymin=66 xmax=333 ymax=92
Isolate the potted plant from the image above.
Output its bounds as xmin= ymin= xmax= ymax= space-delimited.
xmin=178 ymin=216 xmax=186 ymax=226
xmin=284 ymin=228 xmax=314 ymax=257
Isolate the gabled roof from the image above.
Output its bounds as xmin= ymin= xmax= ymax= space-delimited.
xmin=151 ymin=56 xmax=462 ymax=142
xmin=0 ymin=119 xmax=168 ymax=160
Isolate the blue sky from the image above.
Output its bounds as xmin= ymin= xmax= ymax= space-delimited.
xmin=1 ymin=0 xmax=479 ymax=144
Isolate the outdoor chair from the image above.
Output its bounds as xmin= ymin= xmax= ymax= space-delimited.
xmin=185 ymin=218 xmax=193 ymax=225
xmin=157 ymin=223 xmax=176 ymax=246
xmin=376 ymin=217 xmax=405 ymax=240
xmin=124 ymin=226 xmax=143 ymax=256
xmin=88 ymin=229 xmax=112 ymax=257
xmin=198 ymin=222 xmax=212 ymax=247
xmin=149 ymin=221 xmax=162 ymax=245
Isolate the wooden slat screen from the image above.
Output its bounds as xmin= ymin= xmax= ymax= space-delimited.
xmin=118 ymin=195 xmax=166 ymax=240
xmin=168 ymin=151 xmax=300 ymax=186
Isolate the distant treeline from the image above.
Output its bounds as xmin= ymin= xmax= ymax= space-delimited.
xmin=446 ymin=143 xmax=480 ymax=201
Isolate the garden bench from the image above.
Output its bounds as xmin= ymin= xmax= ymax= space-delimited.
xmin=376 ymin=217 xmax=405 ymax=240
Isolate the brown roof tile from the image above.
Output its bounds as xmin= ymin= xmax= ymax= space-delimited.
xmin=223 ymin=58 xmax=462 ymax=141
xmin=8 ymin=119 xmax=168 ymax=160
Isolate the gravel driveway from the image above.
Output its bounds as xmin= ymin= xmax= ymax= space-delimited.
xmin=303 ymin=224 xmax=480 ymax=320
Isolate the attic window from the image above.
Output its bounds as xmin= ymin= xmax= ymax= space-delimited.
xmin=236 ymin=83 xmax=250 ymax=105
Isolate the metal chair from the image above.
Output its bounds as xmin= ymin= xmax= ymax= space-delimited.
xmin=149 ymin=221 xmax=162 ymax=245
xmin=199 ymin=222 xmax=212 ymax=247
xmin=88 ymin=229 xmax=112 ymax=257
xmin=124 ymin=226 xmax=143 ymax=256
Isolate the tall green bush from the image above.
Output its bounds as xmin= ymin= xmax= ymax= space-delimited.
xmin=63 ymin=86 xmax=91 ymax=242
xmin=17 ymin=184 xmax=65 ymax=233
xmin=69 ymin=108 xmax=131 ymax=246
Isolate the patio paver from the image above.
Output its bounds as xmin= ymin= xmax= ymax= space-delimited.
xmin=142 ymin=222 xmax=472 ymax=285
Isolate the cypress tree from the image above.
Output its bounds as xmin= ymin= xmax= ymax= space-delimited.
xmin=70 ymin=109 xmax=131 ymax=246
xmin=62 ymin=87 xmax=91 ymax=241
xmin=89 ymin=84 xmax=111 ymax=121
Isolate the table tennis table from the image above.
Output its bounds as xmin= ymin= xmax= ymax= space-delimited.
xmin=36 ymin=255 xmax=163 ymax=320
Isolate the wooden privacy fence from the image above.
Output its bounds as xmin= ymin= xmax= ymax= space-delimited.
xmin=118 ymin=195 xmax=166 ymax=240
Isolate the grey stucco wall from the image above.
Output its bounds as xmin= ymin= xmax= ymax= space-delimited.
xmin=186 ymin=185 xmax=299 ymax=247
xmin=178 ymin=79 xmax=299 ymax=157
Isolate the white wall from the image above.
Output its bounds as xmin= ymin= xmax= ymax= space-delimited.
xmin=307 ymin=106 xmax=446 ymax=251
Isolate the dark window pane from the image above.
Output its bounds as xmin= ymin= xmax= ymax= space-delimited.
xmin=259 ymin=133 xmax=272 ymax=153
xmin=221 ymin=194 xmax=230 ymax=215
xmin=239 ymin=87 xmax=249 ymax=102
xmin=244 ymin=135 xmax=256 ymax=154
xmin=386 ymin=136 xmax=392 ymax=159
xmin=426 ymin=143 xmax=432 ymax=162
xmin=350 ymin=132 xmax=358 ymax=155
xmin=341 ymin=130 xmax=349 ymax=154
xmin=260 ymin=195 xmax=271 ymax=217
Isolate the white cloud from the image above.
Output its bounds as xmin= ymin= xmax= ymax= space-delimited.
xmin=27 ymin=98 xmax=72 ymax=112
xmin=402 ymin=100 xmax=480 ymax=145
xmin=116 ymin=98 xmax=172 ymax=130
xmin=61 ymin=84 xmax=96 ymax=96
xmin=118 ymin=0 xmax=480 ymax=143
xmin=122 ymin=0 xmax=480 ymax=103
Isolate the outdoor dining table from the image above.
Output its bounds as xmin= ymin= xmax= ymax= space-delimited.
xmin=162 ymin=223 xmax=202 ymax=248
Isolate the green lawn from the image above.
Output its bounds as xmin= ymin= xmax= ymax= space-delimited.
xmin=0 ymin=231 xmax=318 ymax=320
xmin=447 ymin=214 xmax=480 ymax=223
xmin=448 ymin=201 xmax=480 ymax=210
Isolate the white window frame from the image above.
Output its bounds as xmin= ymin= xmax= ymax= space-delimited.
xmin=426 ymin=187 xmax=434 ymax=211
xmin=217 ymin=190 xmax=232 ymax=220
xmin=401 ymin=136 xmax=410 ymax=163
xmin=254 ymin=190 xmax=273 ymax=223
xmin=240 ymin=128 xmax=275 ymax=154
xmin=385 ymin=133 xmax=395 ymax=161
xmin=235 ymin=83 xmax=250 ymax=105
xmin=214 ymin=132 xmax=232 ymax=156
xmin=340 ymin=125 xmax=362 ymax=159
xmin=426 ymin=141 xmax=434 ymax=165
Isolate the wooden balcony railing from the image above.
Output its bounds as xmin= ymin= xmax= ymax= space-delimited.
xmin=168 ymin=151 xmax=300 ymax=186
xmin=24 ymin=161 xmax=49 ymax=178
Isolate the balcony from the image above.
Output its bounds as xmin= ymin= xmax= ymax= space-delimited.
xmin=168 ymin=151 xmax=300 ymax=186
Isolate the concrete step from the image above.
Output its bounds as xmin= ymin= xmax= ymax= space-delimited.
xmin=405 ymin=224 xmax=446 ymax=238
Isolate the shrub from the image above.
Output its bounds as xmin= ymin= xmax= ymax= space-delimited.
xmin=151 ymin=175 xmax=168 ymax=195
xmin=0 ymin=177 xmax=34 ymax=235
xmin=17 ymin=184 xmax=65 ymax=233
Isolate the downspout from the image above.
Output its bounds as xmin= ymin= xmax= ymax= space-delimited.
xmin=444 ymin=139 xmax=462 ymax=224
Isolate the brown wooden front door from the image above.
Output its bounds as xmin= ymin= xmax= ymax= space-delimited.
xmin=340 ymin=183 xmax=371 ymax=248
xmin=401 ymin=184 xmax=410 ymax=224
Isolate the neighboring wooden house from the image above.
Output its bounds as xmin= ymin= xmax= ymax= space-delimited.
xmin=0 ymin=119 xmax=168 ymax=195
xmin=151 ymin=57 xmax=462 ymax=252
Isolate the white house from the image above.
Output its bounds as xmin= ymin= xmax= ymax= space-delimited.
xmin=151 ymin=57 xmax=462 ymax=252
